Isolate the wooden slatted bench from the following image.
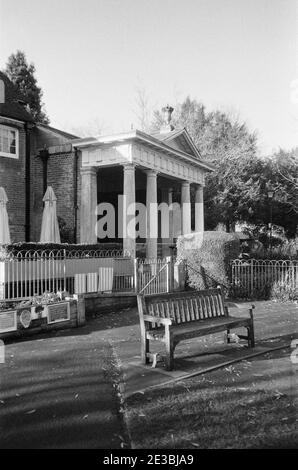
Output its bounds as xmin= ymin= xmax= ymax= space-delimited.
xmin=137 ymin=288 xmax=255 ymax=370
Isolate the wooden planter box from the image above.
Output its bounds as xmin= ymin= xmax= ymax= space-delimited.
xmin=0 ymin=296 xmax=85 ymax=341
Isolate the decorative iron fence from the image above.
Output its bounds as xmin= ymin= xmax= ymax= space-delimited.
xmin=231 ymin=259 xmax=298 ymax=298
xmin=137 ymin=257 xmax=173 ymax=295
xmin=0 ymin=249 xmax=135 ymax=300
xmin=0 ymin=249 xmax=178 ymax=300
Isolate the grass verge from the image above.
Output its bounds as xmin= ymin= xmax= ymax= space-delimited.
xmin=125 ymin=349 xmax=298 ymax=449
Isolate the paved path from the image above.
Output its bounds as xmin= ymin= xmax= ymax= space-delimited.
xmin=0 ymin=323 xmax=128 ymax=449
xmin=0 ymin=300 xmax=297 ymax=448
xmin=108 ymin=300 xmax=298 ymax=397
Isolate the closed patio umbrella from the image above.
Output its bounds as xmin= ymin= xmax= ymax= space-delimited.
xmin=40 ymin=186 xmax=61 ymax=243
xmin=0 ymin=187 xmax=11 ymax=244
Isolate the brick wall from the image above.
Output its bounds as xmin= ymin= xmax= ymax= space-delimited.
xmin=0 ymin=117 xmax=27 ymax=242
xmin=30 ymin=147 xmax=77 ymax=242
xmin=30 ymin=127 xmax=78 ymax=242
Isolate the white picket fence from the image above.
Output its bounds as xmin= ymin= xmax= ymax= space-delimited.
xmin=231 ymin=259 xmax=298 ymax=298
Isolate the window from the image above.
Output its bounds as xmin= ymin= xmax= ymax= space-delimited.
xmin=0 ymin=125 xmax=19 ymax=159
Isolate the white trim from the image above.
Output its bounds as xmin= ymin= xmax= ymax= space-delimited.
xmin=74 ymin=129 xmax=214 ymax=173
xmin=0 ymin=124 xmax=19 ymax=159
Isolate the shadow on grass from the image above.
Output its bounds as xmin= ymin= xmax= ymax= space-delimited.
xmin=126 ymin=352 xmax=298 ymax=449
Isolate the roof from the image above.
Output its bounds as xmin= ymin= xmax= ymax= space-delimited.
xmin=73 ymin=129 xmax=214 ymax=173
xmin=36 ymin=123 xmax=78 ymax=140
xmin=150 ymin=127 xmax=202 ymax=160
xmin=0 ymin=72 xmax=34 ymax=123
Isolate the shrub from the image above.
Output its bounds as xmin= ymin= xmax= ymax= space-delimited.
xmin=0 ymin=242 xmax=125 ymax=259
xmin=177 ymin=231 xmax=240 ymax=293
xmin=250 ymin=238 xmax=298 ymax=261
xmin=270 ymin=280 xmax=298 ymax=302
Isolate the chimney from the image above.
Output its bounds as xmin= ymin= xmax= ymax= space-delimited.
xmin=160 ymin=105 xmax=174 ymax=133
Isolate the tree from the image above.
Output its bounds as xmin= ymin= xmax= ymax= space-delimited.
xmin=4 ymin=51 xmax=49 ymax=124
xmin=274 ymin=148 xmax=298 ymax=214
xmin=151 ymin=97 xmax=258 ymax=231
xmin=70 ymin=117 xmax=107 ymax=138
xmin=151 ymin=97 xmax=298 ymax=237
xmin=133 ymin=82 xmax=152 ymax=132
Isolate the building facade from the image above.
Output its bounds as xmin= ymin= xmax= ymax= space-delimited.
xmin=0 ymin=73 xmax=213 ymax=256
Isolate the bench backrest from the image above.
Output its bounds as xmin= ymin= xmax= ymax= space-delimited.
xmin=138 ymin=288 xmax=227 ymax=327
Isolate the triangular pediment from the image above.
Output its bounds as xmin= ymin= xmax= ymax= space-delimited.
xmin=150 ymin=128 xmax=201 ymax=159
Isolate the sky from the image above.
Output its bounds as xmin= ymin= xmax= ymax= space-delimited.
xmin=0 ymin=0 xmax=297 ymax=155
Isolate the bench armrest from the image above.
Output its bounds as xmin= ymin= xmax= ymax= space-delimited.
xmin=143 ymin=314 xmax=173 ymax=326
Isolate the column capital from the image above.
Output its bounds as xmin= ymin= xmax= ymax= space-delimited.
xmin=181 ymin=180 xmax=190 ymax=188
xmin=145 ymin=169 xmax=158 ymax=177
xmin=81 ymin=166 xmax=97 ymax=175
xmin=122 ymin=163 xmax=136 ymax=171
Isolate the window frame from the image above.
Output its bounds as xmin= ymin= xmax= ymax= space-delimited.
xmin=0 ymin=124 xmax=19 ymax=159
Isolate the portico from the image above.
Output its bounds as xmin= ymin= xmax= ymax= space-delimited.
xmin=74 ymin=109 xmax=213 ymax=258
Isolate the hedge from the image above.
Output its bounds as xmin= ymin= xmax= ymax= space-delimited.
xmin=177 ymin=231 xmax=240 ymax=292
xmin=0 ymin=242 xmax=124 ymax=259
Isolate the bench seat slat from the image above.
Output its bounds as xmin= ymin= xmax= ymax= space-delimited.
xmin=183 ymin=299 xmax=190 ymax=322
xmin=189 ymin=298 xmax=196 ymax=321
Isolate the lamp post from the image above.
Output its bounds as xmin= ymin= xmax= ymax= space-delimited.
xmin=267 ymin=189 xmax=274 ymax=252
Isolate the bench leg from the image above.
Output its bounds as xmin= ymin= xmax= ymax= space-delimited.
xmin=141 ymin=336 xmax=150 ymax=364
xmin=165 ymin=326 xmax=174 ymax=370
xmin=226 ymin=328 xmax=231 ymax=344
xmin=247 ymin=324 xmax=255 ymax=348
xmin=165 ymin=339 xmax=174 ymax=371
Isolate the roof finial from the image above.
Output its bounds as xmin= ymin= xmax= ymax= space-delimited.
xmin=160 ymin=105 xmax=174 ymax=133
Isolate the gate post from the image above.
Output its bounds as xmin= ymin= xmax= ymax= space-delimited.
xmin=134 ymin=258 xmax=139 ymax=293
xmin=166 ymin=256 xmax=173 ymax=292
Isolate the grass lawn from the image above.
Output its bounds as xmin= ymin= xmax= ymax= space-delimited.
xmin=126 ymin=349 xmax=298 ymax=449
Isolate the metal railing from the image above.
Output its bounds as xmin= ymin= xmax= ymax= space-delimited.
xmin=137 ymin=257 xmax=173 ymax=295
xmin=231 ymin=258 xmax=298 ymax=298
xmin=0 ymin=249 xmax=134 ymax=300
xmin=0 ymin=249 xmax=176 ymax=300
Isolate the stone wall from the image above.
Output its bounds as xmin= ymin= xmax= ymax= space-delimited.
xmin=84 ymin=292 xmax=137 ymax=317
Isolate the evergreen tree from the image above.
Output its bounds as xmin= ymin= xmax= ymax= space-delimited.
xmin=5 ymin=50 xmax=49 ymax=124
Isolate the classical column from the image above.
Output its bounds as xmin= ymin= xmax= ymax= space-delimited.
xmin=195 ymin=184 xmax=204 ymax=232
xmin=181 ymin=181 xmax=191 ymax=235
xmin=161 ymin=187 xmax=173 ymax=257
xmin=168 ymin=187 xmax=174 ymax=243
xmin=123 ymin=163 xmax=136 ymax=257
xmin=80 ymin=167 xmax=98 ymax=243
xmin=146 ymin=170 xmax=158 ymax=259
